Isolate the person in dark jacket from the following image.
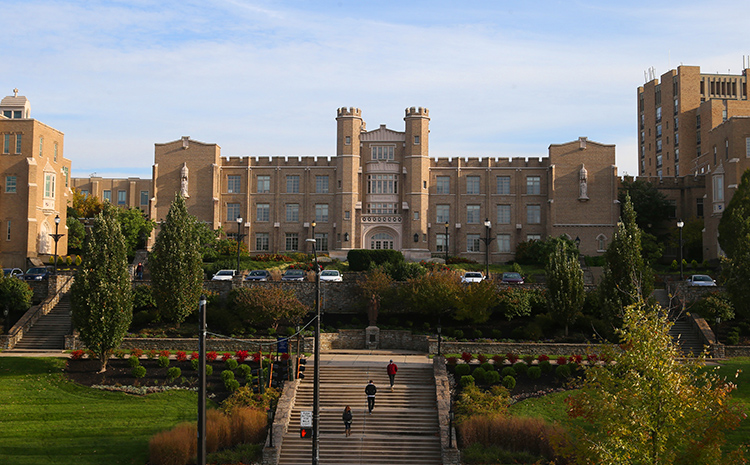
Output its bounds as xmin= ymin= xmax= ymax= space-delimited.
xmin=387 ymin=360 xmax=398 ymax=390
xmin=342 ymin=405 xmax=353 ymax=436
xmin=365 ymin=380 xmax=377 ymax=413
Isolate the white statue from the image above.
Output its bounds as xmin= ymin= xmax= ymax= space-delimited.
xmin=180 ymin=162 xmax=189 ymax=198
xmin=579 ymin=164 xmax=589 ymax=200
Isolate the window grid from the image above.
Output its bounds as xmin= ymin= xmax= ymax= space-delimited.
xmin=436 ymin=205 xmax=450 ymax=224
xmin=5 ymin=175 xmax=17 ymax=193
xmin=44 ymin=174 xmax=55 ymax=198
xmin=103 ymin=190 xmax=111 ymax=202
xmin=285 ymin=233 xmax=299 ymax=251
xmin=496 ymin=176 xmax=510 ymax=194
xmin=315 ymin=204 xmax=329 ymax=223
xmin=227 ymin=203 xmax=240 ymax=221
xmin=371 ymin=145 xmax=395 ymax=160
xmin=496 ymin=234 xmax=510 ymax=253
xmin=466 ymin=205 xmax=480 ymax=224
xmin=526 ymin=204 xmax=541 ymax=224
xmin=39 ymin=136 xmax=43 ymax=157
xmin=466 ymin=176 xmax=480 ymax=195
xmin=436 ymin=176 xmax=450 ymax=194
xmin=316 ymin=175 xmax=329 ymax=193
xmin=257 ymin=175 xmax=270 ymax=193
xmin=286 ymin=175 xmax=300 ymax=193
xmin=367 ymin=174 xmax=397 ymax=194
xmin=526 ymin=176 xmax=541 ymax=195
xmin=3 ymin=134 xmax=9 ymax=153
xmin=117 ymin=190 xmax=126 ymax=205
xmin=256 ymin=233 xmax=270 ymax=251
xmin=227 ymin=175 xmax=241 ymax=193
xmin=497 ymin=204 xmax=511 ymax=224
xmin=436 ymin=233 xmax=449 ymax=253
xmin=256 ymin=204 xmax=270 ymax=222
xmin=16 ymin=134 xmax=22 ymax=154
xmin=140 ymin=190 xmax=149 ymax=205
xmin=467 ymin=234 xmax=481 ymax=252
xmin=286 ymin=204 xmax=299 ymax=222
xmin=315 ymin=233 xmax=328 ymax=251
xmin=367 ymin=203 xmax=398 ymax=214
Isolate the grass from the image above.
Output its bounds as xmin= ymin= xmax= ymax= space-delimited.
xmin=0 ymin=357 xmax=198 ymax=465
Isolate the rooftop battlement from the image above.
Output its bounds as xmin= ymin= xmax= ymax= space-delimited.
xmin=430 ymin=156 xmax=548 ymax=169
xmin=220 ymin=155 xmax=337 ymax=168
xmin=337 ymin=107 xmax=361 ymax=118
xmin=405 ymin=106 xmax=429 ymax=117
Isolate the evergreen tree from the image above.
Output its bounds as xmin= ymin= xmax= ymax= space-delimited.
xmin=71 ymin=203 xmax=133 ymax=372
xmin=150 ymin=193 xmax=204 ymax=326
xmin=545 ymin=241 xmax=584 ymax=336
xmin=718 ymin=169 xmax=750 ymax=259
xmin=599 ymin=193 xmax=653 ymax=323
xmin=0 ymin=274 xmax=33 ymax=327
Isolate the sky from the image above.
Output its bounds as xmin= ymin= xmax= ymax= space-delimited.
xmin=5 ymin=0 xmax=750 ymax=179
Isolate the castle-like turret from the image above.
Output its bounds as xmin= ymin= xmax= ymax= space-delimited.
xmin=335 ymin=107 xmax=363 ymax=250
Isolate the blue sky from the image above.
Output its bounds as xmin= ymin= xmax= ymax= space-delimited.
xmin=5 ymin=0 xmax=749 ymax=178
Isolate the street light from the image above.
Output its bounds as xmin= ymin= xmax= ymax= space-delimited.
xmin=677 ymin=219 xmax=684 ymax=281
xmin=49 ymin=215 xmax=65 ymax=276
xmin=197 ymin=295 xmax=207 ymax=465
xmin=444 ymin=221 xmax=449 ymax=262
xmin=480 ymin=218 xmax=494 ymax=278
xmin=235 ymin=217 xmax=244 ymax=277
xmin=305 ymin=221 xmax=321 ymax=465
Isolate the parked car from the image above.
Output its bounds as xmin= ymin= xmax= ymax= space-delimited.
xmin=686 ymin=274 xmax=716 ymax=287
xmin=461 ymin=271 xmax=485 ymax=283
xmin=244 ymin=270 xmax=271 ymax=281
xmin=3 ymin=268 xmax=24 ymax=279
xmin=23 ymin=267 xmax=51 ymax=281
xmin=320 ymin=270 xmax=343 ymax=282
xmin=211 ymin=269 xmax=236 ymax=281
xmin=501 ymin=272 xmax=524 ymax=284
xmin=281 ymin=269 xmax=306 ymax=282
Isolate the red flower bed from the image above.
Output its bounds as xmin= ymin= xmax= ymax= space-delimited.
xmin=506 ymin=352 xmax=519 ymax=364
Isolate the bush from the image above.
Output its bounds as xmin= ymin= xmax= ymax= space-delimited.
xmin=128 ymin=356 xmax=140 ymax=368
xmin=147 ymin=349 xmax=158 ymax=360
xmin=149 ymin=422 xmax=196 ymax=465
xmin=727 ymin=328 xmax=740 ymax=345
xmin=506 ymin=352 xmax=519 ymax=364
xmin=477 ymin=354 xmax=488 ymax=364
xmin=176 ymin=351 xmax=188 ymax=362
xmin=347 ymin=249 xmax=404 ymax=271
xmin=492 ymin=354 xmax=506 ymax=365
xmin=455 ymin=364 xmax=471 ymax=376
xmin=70 ymin=349 xmax=85 ymax=360
xmin=191 ymin=359 xmax=200 ymax=371
xmin=225 ymin=379 xmax=241 ymax=392
xmin=472 ymin=367 xmax=486 ymax=384
xmin=132 ymin=365 xmax=147 ymax=378
xmin=556 ymin=356 xmax=567 ymax=365
xmin=158 ymin=356 xmax=170 ymax=368
xmin=556 ymin=364 xmax=571 ymax=379
xmin=539 ymin=360 xmax=553 ymax=373
xmin=522 ymin=355 xmax=535 ymax=365
xmin=453 ymin=329 xmax=464 ymax=339
xmin=501 ymin=367 xmax=517 ymax=377
xmin=238 ymin=364 xmax=252 ymax=379
xmin=484 ymin=370 xmax=500 ymax=385
xmin=222 ymin=386 xmax=281 ymax=412
xmin=502 ymin=375 xmax=517 ymax=389
xmin=480 ymin=362 xmax=493 ymax=372
xmin=447 ymin=356 xmax=458 ymax=365
xmin=454 ymin=384 xmax=509 ymax=418
xmin=222 ymin=370 xmax=236 ymax=383
xmin=166 ymin=367 xmax=182 ymax=383
xmin=528 ymin=366 xmax=542 ymax=379
xmin=206 ymin=365 xmax=213 ymax=376
xmin=131 ymin=348 xmax=144 ymax=358
xmin=229 ymin=407 xmax=268 ymax=445
xmin=206 ymin=409 xmax=232 ymax=453
xmin=512 ymin=362 xmax=528 ymax=376
xmin=461 ymin=352 xmax=474 ymax=362
xmin=226 ymin=359 xmax=239 ymax=370
xmin=460 ymin=375 xmax=476 ymax=388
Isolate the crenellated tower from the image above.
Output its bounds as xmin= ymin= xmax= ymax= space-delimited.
xmin=335 ymin=107 xmax=363 ymax=251
xmin=403 ymin=107 xmax=431 ymax=255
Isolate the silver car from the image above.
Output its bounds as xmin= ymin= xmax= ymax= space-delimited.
xmin=686 ymin=274 xmax=716 ymax=287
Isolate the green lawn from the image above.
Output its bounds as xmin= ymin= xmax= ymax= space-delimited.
xmin=0 ymin=357 xmax=197 ymax=465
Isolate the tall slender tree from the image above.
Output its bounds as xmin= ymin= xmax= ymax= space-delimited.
xmin=150 ymin=193 xmax=204 ymax=326
xmin=71 ymin=203 xmax=133 ymax=372
xmin=718 ymin=169 xmax=750 ymax=318
xmin=546 ymin=241 xmax=584 ymax=336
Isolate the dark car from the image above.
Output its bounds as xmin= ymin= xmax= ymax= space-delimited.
xmin=24 ymin=267 xmax=51 ymax=281
xmin=3 ymin=267 xmax=24 ymax=279
xmin=501 ymin=272 xmax=524 ymax=284
xmin=281 ymin=269 xmax=306 ymax=282
xmin=244 ymin=270 xmax=271 ymax=281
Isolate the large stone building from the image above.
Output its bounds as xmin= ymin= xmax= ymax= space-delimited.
xmin=75 ymin=107 xmax=618 ymax=262
xmin=0 ymin=90 xmax=71 ymax=269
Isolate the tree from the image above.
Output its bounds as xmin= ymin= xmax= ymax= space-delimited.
xmin=546 ymin=241 xmax=584 ymax=336
xmin=118 ymin=208 xmax=155 ymax=258
xmin=454 ymin=280 xmax=498 ymax=324
xmin=230 ymin=286 xmax=308 ymax=331
xmin=70 ymin=203 xmax=133 ymax=372
xmin=149 ymin=193 xmax=204 ymax=326
xmin=403 ymin=270 xmax=461 ymax=322
xmin=68 ymin=188 xmax=103 ymax=219
xmin=599 ymin=194 xmax=653 ymax=323
xmin=619 ymin=178 xmax=672 ymax=233
xmin=0 ymin=275 xmax=33 ymax=326
xmin=66 ymin=215 xmax=86 ymax=252
xmin=717 ymin=170 xmax=750 ymax=319
xmin=563 ymin=300 xmax=745 ymax=464
xmin=359 ymin=268 xmax=394 ymax=325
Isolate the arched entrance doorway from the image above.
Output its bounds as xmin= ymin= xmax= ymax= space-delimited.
xmin=370 ymin=232 xmax=395 ymax=250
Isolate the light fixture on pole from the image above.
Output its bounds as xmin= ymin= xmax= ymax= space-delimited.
xmin=235 ymin=216 xmax=244 ymax=276
xmin=677 ymin=219 xmax=684 ymax=281
xmin=305 ymin=221 xmax=321 ymax=465
xmin=444 ymin=221 xmax=449 ymax=263
xmin=480 ymin=218 xmax=494 ymax=278
xmin=197 ymin=295 xmax=207 ymax=465
xmin=49 ymin=215 xmax=65 ymax=276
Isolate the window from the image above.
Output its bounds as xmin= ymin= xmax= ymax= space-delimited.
xmin=316 ymin=175 xmax=329 ymax=193
xmin=656 ymin=124 xmax=662 ymax=138
xmin=466 ymin=176 xmax=480 ymax=195
xmin=315 ymin=204 xmax=329 ymax=223
xmin=286 ymin=204 xmax=299 ymax=222
xmin=315 ymin=233 xmax=328 ymax=251
xmin=367 ymin=174 xmax=397 ymax=194
xmin=414 ymin=135 xmax=420 ymax=145
xmin=286 ymin=175 xmax=300 ymax=193
xmin=697 ymin=198 xmax=704 ymax=217
xmin=285 ymin=233 xmax=299 ymax=251
xmin=227 ymin=175 xmax=241 ymax=193
xmin=713 ymin=175 xmax=724 ymax=202
xmin=371 ymin=232 xmax=394 ymax=250
xmin=413 ymin=211 xmax=420 ymax=220
xmin=527 ymin=234 xmax=541 ymax=242
xmin=255 ymin=233 xmax=270 ymax=251
xmin=344 ymin=210 xmax=350 ymax=220
xmin=80 ymin=189 xmax=89 ymax=196
xmin=675 ymin=132 xmax=679 ymax=146
xmin=345 ymin=136 xmax=351 ymax=145
xmin=15 ymin=134 xmax=22 ymax=154
xmin=5 ymin=175 xmax=16 ymax=193
xmin=497 ymin=205 xmax=511 ymax=224
xmin=526 ymin=176 xmax=540 ymax=195
xmin=656 ymin=106 xmax=662 ymax=122
xmin=44 ymin=173 xmax=55 ymax=198
xmin=63 ymin=167 xmax=69 ymax=187
xmin=103 ymin=190 xmax=111 ymax=202
xmin=497 ymin=176 xmax=510 ymax=194
xmin=140 ymin=190 xmax=149 ymax=205
xmin=467 ymin=234 xmax=481 ymax=252
xmin=597 ymin=235 xmax=607 ymax=252
xmin=725 ymin=139 xmax=729 ymax=158
xmin=527 ymin=205 xmax=541 ymax=224
xmin=3 ymin=134 xmax=9 ymax=153
xmin=227 ymin=203 xmax=240 ymax=221
xmin=466 ymin=205 xmax=480 ymax=224
xmin=38 ymin=136 xmax=43 ymax=157
xmin=436 ymin=205 xmax=450 ymax=224
xmin=667 ymin=199 xmax=676 ymax=218
xmin=257 ymin=175 xmax=270 ymax=193
xmin=6 ymin=220 xmax=10 ymax=241
xmin=371 ymin=145 xmax=394 ymax=160
xmin=54 ymin=143 xmax=58 ymax=162
xmin=367 ymin=203 xmax=397 ymax=214
xmin=436 ymin=176 xmax=450 ymax=194
xmin=256 ymin=203 xmax=270 ymax=222
xmin=746 ymin=137 xmax=750 ymax=157
xmin=436 ymin=233 xmax=449 ymax=253
xmin=117 ymin=190 xmax=126 ymax=205
xmin=496 ymin=234 xmax=510 ymax=253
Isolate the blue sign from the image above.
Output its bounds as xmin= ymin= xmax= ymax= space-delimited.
xmin=277 ymin=337 xmax=288 ymax=354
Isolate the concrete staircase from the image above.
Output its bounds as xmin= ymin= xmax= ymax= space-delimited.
xmin=669 ymin=319 xmax=705 ymax=356
xmin=278 ymin=363 xmax=441 ymax=465
xmin=12 ymin=293 xmax=71 ymax=351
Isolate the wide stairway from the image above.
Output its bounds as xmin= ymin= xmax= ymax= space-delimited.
xmin=669 ymin=319 xmax=705 ymax=356
xmin=278 ymin=362 xmax=441 ymax=465
xmin=13 ymin=293 xmax=71 ymax=351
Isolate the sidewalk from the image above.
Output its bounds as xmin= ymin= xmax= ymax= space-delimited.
xmin=316 ymin=350 xmax=432 ymax=366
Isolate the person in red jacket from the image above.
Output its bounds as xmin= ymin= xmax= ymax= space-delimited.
xmin=387 ymin=360 xmax=398 ymax=391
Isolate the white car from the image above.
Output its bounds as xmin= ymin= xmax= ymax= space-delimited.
xmin=320 ymin=270 xmax=343 ymax=282
xmin=686 ymin=274 xmax=716 ymax=287
xmin=211 ymin=269 xmax=236 ymax=281
xmin=461 ymin=272 xmax=485 ymax=283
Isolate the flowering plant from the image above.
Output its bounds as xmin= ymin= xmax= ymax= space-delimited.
xmin=569 ymin=354 xmax=583 ymax=364
xmin=538 ymin=354 xmax=550 ymax=362
xmin=70 ymin=349 xmax=85 ymax=360
xmin=556 ymin=356 xmax=568 ymax=365
xmin=477 ymin=354 xmax=488 ymax=364
xmin=176 ymin=351 xmax=188 ymax=362
xmin=147 ymin=349 xmax=158 ymax=359
xmin=506 ymin=352 xmax=519 ymax=364
xmin=235 ymin=350 xmax=249 ymax=362
xmin=492 ymin=354 xmax=506 ymax=365
xmin=461 ymin=352 xmax=473 ymax=362
xmin=206 ymin=351 xmax=218 ymax=362
xmin=159 ymin=350 xmax=171 ymax=358
xmin=130 ymin=348 xmax=143 ymax=358
xmin=221 ymin=352 xmax=232 ymax=362
xmin=189 ymin=351 xmax=200 ymax=360
xmin=252 ymin=352 xmax=262 ymax=363
xmin=281 ymin=353 xmax=290 ymax=361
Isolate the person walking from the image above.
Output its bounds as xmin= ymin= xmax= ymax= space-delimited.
xmin=387 ymin=360 xmax=398 ymax=390
xmin=135 ymin=262 xmax=144 ymax=280
xmin=342 ymin=405 xmax=353 ymax=437
xmin=365 ymin=380 xmax=377 ymax=414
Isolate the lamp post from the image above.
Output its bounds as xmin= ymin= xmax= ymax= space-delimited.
xmin=235 ymin=217 xmax=244 ymax=277
xmin=444 ymin=221 xmax=449 ymax=262
xmin=197 ymin=295 xmax=207 ymax=465
xmin=480 ymin=218 xmax=494 ymax=278
xmin=49 ymin=215 xmax=65 ymax=276
xmin=306 ymin=221 xmax=321 ymax=465
xmin=677 ymin=219 xmax=684 ymax=281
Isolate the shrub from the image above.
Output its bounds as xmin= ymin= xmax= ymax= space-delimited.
xmin=501 ymin=367 xmax=517 ymax=378
xmin=556 ymin=364 xmax=571 ymax=379
xmin=480 ymin=362 xmax=493 ymax=372
xmin=727 ymin=328 xmax=740 ymax=345
xmin=226 ymin=359 xmax=239 ymax=370
xmin=229 ymin=407 xmax=267 ymax=445
xmin=586 ymin=353 xmax=599 ymax=364
xmin=147 ymin=349 xmax=158 ymax=359
xmin=472 ymin=367 xmax=486 ymax=384
xmin=454 ymin=384 xmax=509 ymax=418
xmin=492 ymin=354 xmax=506 ymax=365
xmin=222 ymin=370 xmax=236 ymax=383
xmin=513 ymin=362 xmax=528 ymax=376
xmin=115 ymin=349 xmax=127 ymax=359
xmin=506 ymin=352 xmax=519 ymax=364
xmin=522 ymin=355 xmax=535 ymax=365
xmin=130 ymin=348 xmax=144 ymax=358
xmin=502 ymin=375 xmax=517 ymax=389
xmin=461 ymin=352 xmax=474 ymax=363
xmin=556 ymin=356 xmax=567 ymax=365
xmin=222 ymin=386 xmax=281 ymax=412
xmin=235 ymin=350 xmax=249 ymax=363
xmin=453 ymin=329 xmax=464 ymax=339
xmin=166 ymin=367 xmax=182 ymax=382
xmin=460 ymin=375 xmax=476 ymax=388
xmin=159 ymin=350 xmax=171 ymax=358
xmin=455 ymin=364 xmax=471 ymax=376
xmin=528 ymin=366 xmax=542 ymax=380
xmin=189 ymin=351 xmax=200 ymax=360
xmin=477 ymin=354 xmax=488 ymax=364
xmin=222 ymin=352 xmax=232 ymax=362
xmin=191 ymin=359 xmax=200 ymax=371
xmin=149 ymin=422 xmax=196 ymax=465
xmin=128 ymin=356 xmax=141 ymax=368
xmin=206 ymin=365 xmax=213 ymax=376
xmin=70 ymin=349 xmax=85 ymax=360
xmin=225 ymin=379 xmax=240 ymax=392
xmin=447 ymin=356 xmax=458 ymax=365
xmin=158 ymin=356 xmax=170 ymax=368
xmin=176 ymin=351 xmax=188 ymax=362
xmin=484 ymin=370 xmax=500 ymax=385
xmin=539 ymin=360 xmax=553 ymax=373
xmin=569 ymin=354 xmax=583 ymax=364
xmin=238 ymin=364 xmax=252 ymax=379
xmin=206 ymin=410 xmax=232 ymax=453
xmin=538 ymin=354 xmax=550 ymax=363
xmin=133 ymin=365 xmax=147 ymax=378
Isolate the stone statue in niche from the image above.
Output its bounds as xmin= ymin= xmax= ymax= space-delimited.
xmin=579 ymin=164 xmax=589 ymax=200
xmin=367 ymin=295 xmax=379 ymax=327
xmin=180 ymin=162 xmax=189 ymax=198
